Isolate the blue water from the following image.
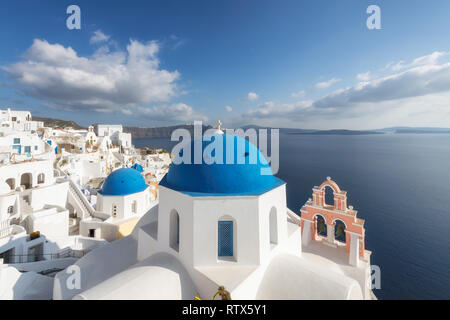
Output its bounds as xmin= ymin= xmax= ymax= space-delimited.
xmin=133 ymin=134 xmax=450 ymax=300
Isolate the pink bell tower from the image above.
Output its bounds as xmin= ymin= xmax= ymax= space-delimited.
xmin=300 ymin=177 xmax=368 ymax=266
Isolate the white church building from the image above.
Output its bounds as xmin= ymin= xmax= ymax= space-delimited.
xmin=79 ymin=167 xmax=157 ymax=241
xmin=53 ymin=133 xmax=371 ymax=300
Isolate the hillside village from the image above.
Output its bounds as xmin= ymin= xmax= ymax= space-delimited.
xmin=0 ymin=108 xmax=171 ymax=298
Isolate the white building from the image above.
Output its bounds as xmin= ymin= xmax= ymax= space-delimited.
xmin=0 ymin=108 xmax=44 ymax=132
xmin=96 ymin=124 xmax=132 ymax=149
xmin=79 ymin=167 xmax=157 ymax=241
xmin=0 ymin=131 xmax=47 ymax=159
xmin=53 ymin=133 xmax=371 ymax=300
xmin=139 ymin=152 xmax=171 ymax=183
xmin=0 ymin=154 xmax=106 ymax=265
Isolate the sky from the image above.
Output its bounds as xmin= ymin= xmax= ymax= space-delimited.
xmin=1 ymin=0 xmax=450 ymax=129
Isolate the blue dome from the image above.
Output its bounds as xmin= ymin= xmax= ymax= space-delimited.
xmin=160 ymin=134 xmax=285 ymax=196
xmin=131 ymin=163 xmax=144 ymax=173
xmin=100 ymin=168 xmax=147 ymax=196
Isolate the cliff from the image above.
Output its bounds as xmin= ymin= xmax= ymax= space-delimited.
xmin=123 ymin=124 xmax=213 ymax=138
xmin=33 ymin=116 xmax=85 ymax=130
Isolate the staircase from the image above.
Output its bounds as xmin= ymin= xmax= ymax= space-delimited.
xmin=69 ymin=217 xmax=80 ymax=235
xmin=20 ymin=197 xmax=33 ymax=215
xmin=67 ymin=179 xmax=95 ymax=219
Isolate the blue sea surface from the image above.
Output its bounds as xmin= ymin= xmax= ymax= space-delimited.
xmin=133 ymin=133 xmax=450 ymax=300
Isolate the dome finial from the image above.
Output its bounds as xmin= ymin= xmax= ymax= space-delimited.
xmin=210 ymin=120 xmax=224 ymax=135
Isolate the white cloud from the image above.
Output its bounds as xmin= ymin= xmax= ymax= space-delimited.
xmin=3 ymin=38 xmax=185 ymax=117
xmin=225 ymin=105 xmax=232 ymax=112
xmin=90 ymin=30 xmax=111 ymax=44
xmin=136 ymin=103 xmax=207 ymax=122
xmin=315 ymin=78 xmax=341 ymax=89
xmin=238 ymin=51 xmax=450 ymax=129
xmin=247 ymin=92 xmax=259 ymax=101
xmin=291 ymin=90 xmax=305 ymax=98
xmin=356 ymin=72 xmax=371 ymax=82
xmin=169 ymin=35 xmax=187 ymax=50
xmin=389 ymin=51 xmax=448 ymax=71
xmin=244 ymin=100 xmax=313 ymax=119
xmin=314 ymin=61 xmax=450 ymax=109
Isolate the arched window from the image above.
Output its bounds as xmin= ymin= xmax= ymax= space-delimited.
xmin=7 ymin=206 xmax=14 ymax=215
xmin=5 ymin=178 xmax=15 ymax=190
xmin=37 ymin=173 xmax=45 ymax=184
xmin=169 ymin=209 xmax=180 ymax=252
xmin=324 ymin=186 xmax=334 ymax=207
xmin=334 ymin=220 xmax=346 ymax=243
xmin=218 ymin=216 xmax=235 ymax=259
xmin=112 ymin=204 xmax=118 ymax=217
xmin=316 ymin=215 xmax=327 ymax=237
xmin=269 ymin=207 xmax=278 ymax=246
xmin=20 ymin=173 xmax=32 ymax=190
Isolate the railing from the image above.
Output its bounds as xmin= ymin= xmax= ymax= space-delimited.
xmin=0 ymin=220 xmax=23 ymax=238
xmin=0 ymin=219 xmax=11 ymax=232
xmin=287 ymin=208 xmax=301 ymax=225
xmin=68 ymin=179 xmax=95 ymax=217
xmin=56 ymin=159 xmax=96 ymax=218
xmin=54 ymin=159 xmax=67 ymax=177
xmin=0 ymin=226 xmax=12 ymax=238
xmin=3 ymin=250 xmax=86 ymax=264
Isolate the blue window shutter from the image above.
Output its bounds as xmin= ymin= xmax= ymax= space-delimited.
xmin=218 ymin=221 xmax=233 ymax=257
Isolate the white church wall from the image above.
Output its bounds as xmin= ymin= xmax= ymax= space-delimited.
xmin=137 ymin=225 xmax=158 ymax=261
xmin=97 ymin=189 xmax=148 ymax=221
xmin=192 ymin=195 xmax=260 ymax=267
xmin=157 ymin=186 xmax=194 ymax=265
xmin=257 ymin=184 xmax=288 ymax=264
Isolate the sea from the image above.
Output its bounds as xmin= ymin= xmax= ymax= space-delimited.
xmin=133 ymin=133 xmax=450 ymax=300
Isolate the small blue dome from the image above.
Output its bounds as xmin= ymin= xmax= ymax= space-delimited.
xmin=100 ymin=168 xmax=147 ymax=196
xmin=160 ymin=134 xmax=285 ymax=196
xmin=131 ymin=163 xmax=144 ymax=173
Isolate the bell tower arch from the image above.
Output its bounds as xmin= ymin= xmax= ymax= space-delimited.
xmin=300 ymin=177 xmax=368 ymax=267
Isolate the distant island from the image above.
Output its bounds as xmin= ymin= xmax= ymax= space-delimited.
xmin=32 ymin=116 xmax=450 ymax=138
xmin=123 ymin=124 xmax=212 ymax=139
